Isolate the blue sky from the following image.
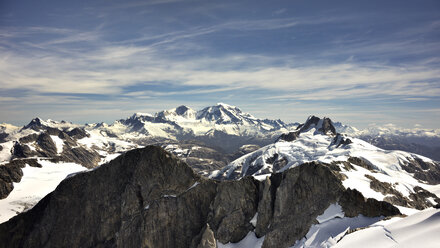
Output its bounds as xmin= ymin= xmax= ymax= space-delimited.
xmin=0 ymin=0 xmax=439 ymax=128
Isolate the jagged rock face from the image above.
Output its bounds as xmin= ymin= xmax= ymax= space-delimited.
xmin=0 ymin=147 xmax=400 ymax=248
xmin=330 ymin=133 xmax=353 ymax=147
xmin=0 ymin=146 xmax=202 ymax=247
xmin=297 ymin=116 xmax=336 ymax=135
xmin=197 ymin=224 xmax=217 ymax=248
xmin=256 ymin=162 xmax=399 ymax=248
xmin=208 ymin=178 xmax=259 ymax=243
xmin=400 ymin=157 xmax=440 ymax=184
xmin=12 ymin=129 xmax=101 ymax=169
xmin=22 ymin=118 xmax=44 ymax=131
xmin=256 ymin=162 xmax=345 ymax=247
xmin=277 ymin=116 xmax=337 ymax=142
xmin=67 ymin=127 xmax=89 ymax=139
xmin=277 ymin=131 xmax=299 ymax=142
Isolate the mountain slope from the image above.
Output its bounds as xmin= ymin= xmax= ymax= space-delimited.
xmin=0 ymin=146 xmax=401 ymax=248
xmin=212 ymin=116 xmax=440 ymax=212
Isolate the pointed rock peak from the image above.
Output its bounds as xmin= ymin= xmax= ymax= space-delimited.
xmin=31 ymin=117 xmax=43 ymax=124
xmin=175 ymin=105 xmax=191 ymax=115
xmin=297 ymin=115 xmax=336 ymax=135
xmin=197 ymin=103 xmax=250 ymax=124
xmin=95 ymin=122 xmax=109 ymax=128
xmin=23 ymin=117 xmax=47 ymax=130
xmin=175 ymin=105 xmax=194 ymax=116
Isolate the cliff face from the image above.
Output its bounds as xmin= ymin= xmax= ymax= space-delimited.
xmin=0 ymin=146 xmax=399 ymax=248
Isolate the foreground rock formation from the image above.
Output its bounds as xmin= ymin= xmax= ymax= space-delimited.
xmin=0 ymin=146 xmax=400 ymax=248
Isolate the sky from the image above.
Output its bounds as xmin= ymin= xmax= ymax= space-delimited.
xmin=0 ymin=0 xmax=439 ymax=129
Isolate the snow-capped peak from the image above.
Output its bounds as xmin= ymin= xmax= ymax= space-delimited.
xmin=196 ymin=103 xmax=257 ymax=125
xmin=156 ymin=105 xmax=197 ymax=120
xmin=23 ymin=117 xmax=46 ymax=129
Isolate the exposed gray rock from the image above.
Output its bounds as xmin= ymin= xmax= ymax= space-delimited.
xmin=18 ymin=134 xmax=38 ymax=143
xmin=259 ymin=162 xmax=344 ymax=247
xmin=67 ymin=127 xmax=89 ymax=139
xmin=12 ymin=130 xmax=101 ymax=169
xmin=0 ymin=147 xmax=402 ymax=248
xmin=36 ymin=133 xmax=57 ymax=157
xmin=59 ymin=146 xmax=101 ymax=169
xmin=297 ymin=116 xmax=336 ymax=135
xmin=257 ymin=162 xmax=399 ymax=248
xmin=11 ymin=142 xmax=38 ymax=158
xmin=265 ymin=154 xmax=288 ymax=171
xmin=330 ymin=133 xmax=353 ymax=147
xmin=277 ymin=131 xmax=300 ymax=142
xmin=0 ymin=133 xmax=8 ymax=143
xmin=408 ymin=186 xmax=440 ymax=209
xmin=197 ymin=224 xmax=217 ymax=248
xmin=0 ymin=159 xmax=41 ymax=199
xmin=339 ymin=188 xmax=400 ymax=218
xmin=208 ymin=177 xmax=258 ymax=243
xmin=347 ymin=157 xmax=376 ymax=171
xmin=400 ymin=157 xmax=440 ymax=184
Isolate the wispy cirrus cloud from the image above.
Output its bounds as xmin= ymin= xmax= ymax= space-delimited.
xmin=1 ymin=0 xmax=439 ymax=127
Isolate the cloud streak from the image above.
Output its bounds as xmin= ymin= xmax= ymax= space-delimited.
xmin=0 ymin=2 xmax=439 ymax=128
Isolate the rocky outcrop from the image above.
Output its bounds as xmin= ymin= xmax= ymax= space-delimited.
xmin=330 ymin=133 xmax=353 ymax=147
xmin=12 ymin=129 xmax=101 ymax=169
xmin=196 ymin=224 xmax=217 ymax=248
xmin=0 ymin=146 xmax=401 ymax=248
xmin=11 ymin=142 xmax=37 ymax=158
xmin=277 ymin=131 xmax=300 ymax=142
xmin=278 ymin=116 xmax=338 ymax=142
xmin=347 ymin=157 xmax=376 ymax=171
xmin=0 ymin=159 xmax=41 ymax=199
xmin=208 ymin=178 xmax=259 ymax=243
xmin=297 ymin=116 xmax=336 ymax=135
xmin=339 ymin=188 xmax=400 ymax=217
xmin=67 ymin=127 xmax=89 ymax=139
xmin=400 ymin=157 xmax=440 ymax=184
xmin=36 ymin=133 xmax=57 ymax=157
xmin=0 ymin=133 xmax=8 ymax=143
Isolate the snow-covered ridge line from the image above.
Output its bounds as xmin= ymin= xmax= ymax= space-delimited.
xmin=213 ymin=115 xmax=440 ymax=212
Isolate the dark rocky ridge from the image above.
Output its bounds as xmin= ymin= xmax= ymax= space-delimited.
xmin=12 ymin=128 xmax=101 ymax=168
xmin=0 ymin=146 xmax=400 ymax=248
xmin=277 ymin=115 xmax=337 ymax=142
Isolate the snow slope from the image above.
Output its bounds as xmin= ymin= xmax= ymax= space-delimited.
xmin=334 ymin=208 xmax=440 ymax=248
xmin=0 ymin=160 xmax=85 ymax=223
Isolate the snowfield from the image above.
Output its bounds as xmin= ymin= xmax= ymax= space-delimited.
xmin=335 ymin=208 xmax=440 ymax=248
xmin=0 ymin=160 xmax=85 ymax=223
